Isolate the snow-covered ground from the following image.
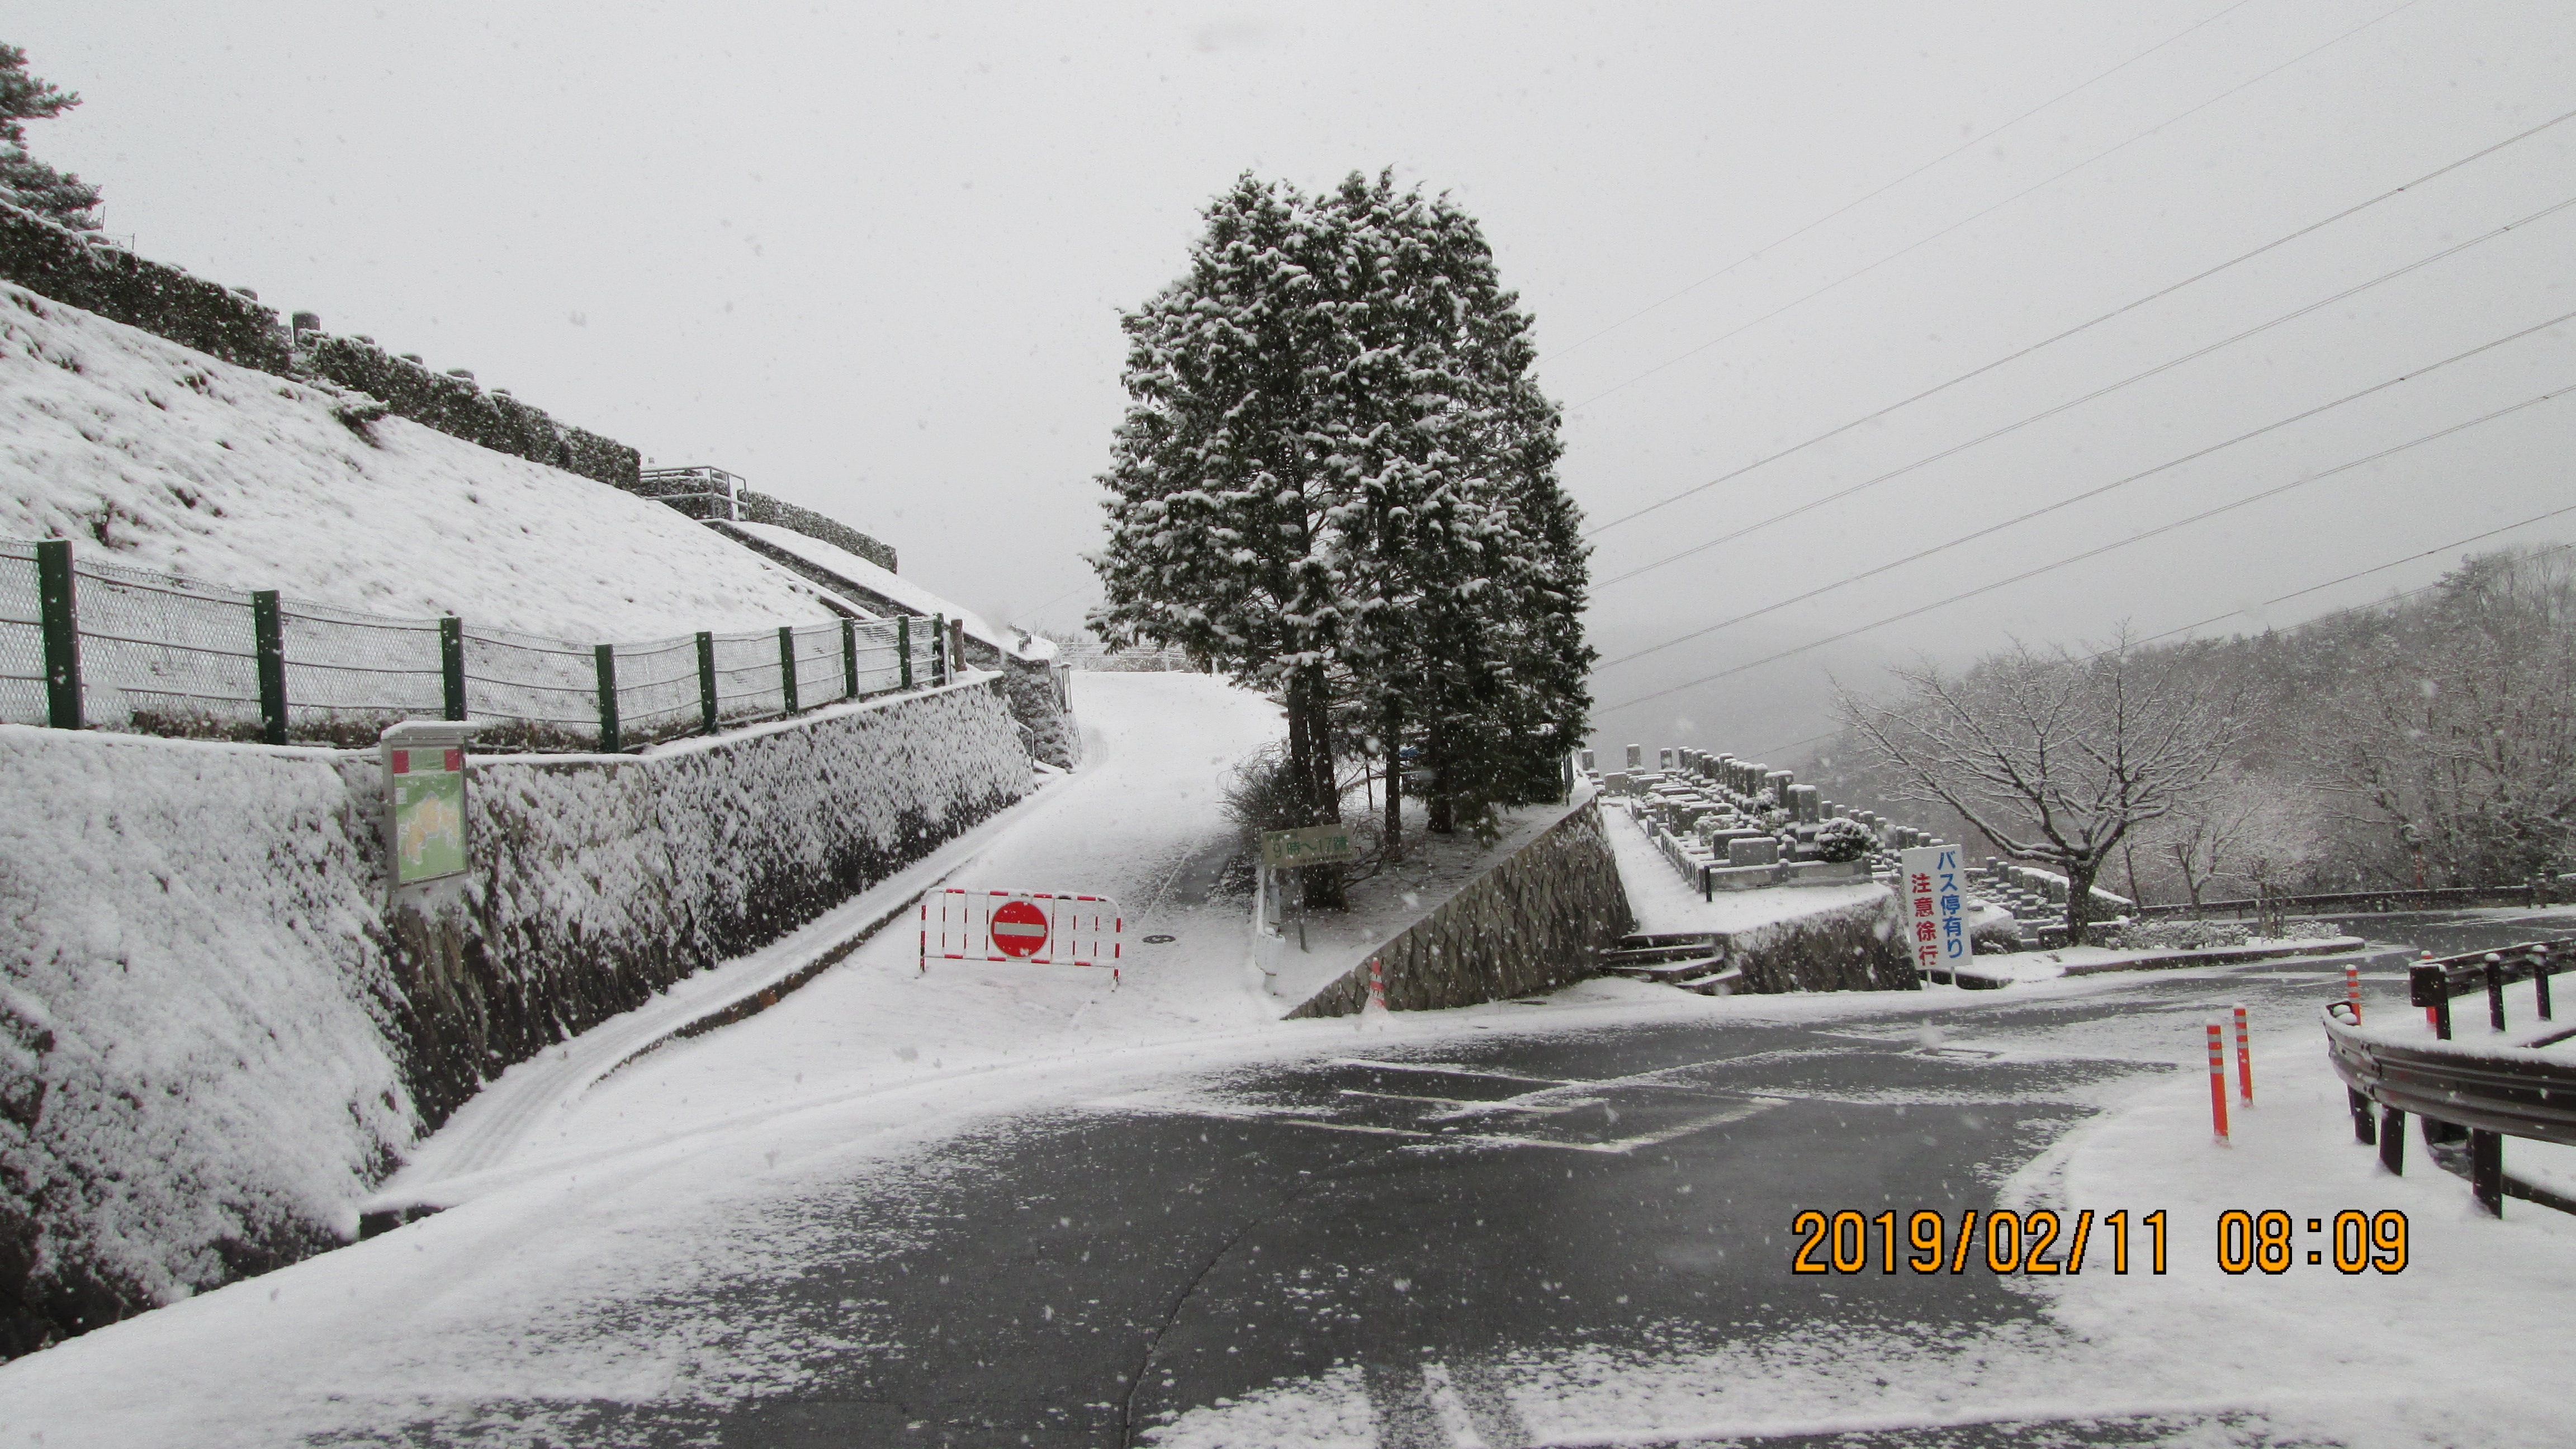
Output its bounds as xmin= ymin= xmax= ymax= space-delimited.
xmin=0 ymin=283 xmax=841 ymax=637
xmin=1608 ymin=797 xmax=1893 ymax=937
xmin=7 ymin=675 xmax=2571 ymax=1446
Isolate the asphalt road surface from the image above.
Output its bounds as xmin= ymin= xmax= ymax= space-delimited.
xmin=388 ymin=913 xmax=2565 ymax=1448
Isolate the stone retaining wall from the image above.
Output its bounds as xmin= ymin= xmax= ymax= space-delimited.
xmin=1723 ymin=889 xmax=1919 ymax=994
xmin=1289 ymin=801 xmax=1632 ymax=1018
xmin=0 ymin=678 xmax=1027 ymax=1355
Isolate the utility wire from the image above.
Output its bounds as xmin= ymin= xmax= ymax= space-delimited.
xmin=2124 ymin=509 xmax=2576 ymax=650
xmin=1541 ymin=0 xmax=2265 ymax=365
xmin=1734 ymin=528 xmax=2576 ymax=763
xmin=1721 ymin=528 xmax=2576 ymax=757
xmin=1596 ymin=187 xmax=2576 ymax=588
xmin=1599 ymin=306 xmax=2576 ymax=671
xmin=1564 ymin=0 xmax=2425 ymax=415
xmin=1601 ymin=380 xmax=2576 ymax=713
xmin=1581 ymin=98 xmax=2576 ymax=541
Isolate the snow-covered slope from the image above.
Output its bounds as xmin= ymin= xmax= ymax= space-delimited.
xmin=0 ymin=283 xmax=840 ymax=638
xmin=726 ymin=520 xmax=1056 ymax=661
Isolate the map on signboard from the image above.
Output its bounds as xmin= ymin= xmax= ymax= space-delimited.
xmin=394 ymin=749 xmax=468 ymax=884
xmin=1262 ymin=823 xmax=1356 ymax=868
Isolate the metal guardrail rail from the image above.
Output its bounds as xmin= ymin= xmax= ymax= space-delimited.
xmin=2140 ymin=883 xmax=2560 ymax=920
xmin=2324 ymin=936 xmax=2576 ymax=1216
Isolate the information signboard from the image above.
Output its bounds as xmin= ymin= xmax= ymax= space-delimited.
xmin=381 ymin=719 xmax=480 ymax=892
xmin=1900 ymin=844 xmax=1971 ymax=978
xmin=1261 ymin=823 xmax=1356 ymax=868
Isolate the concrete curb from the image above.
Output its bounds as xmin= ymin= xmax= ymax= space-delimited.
xmin=1940 ymin=936 xmax=2370 ymax=989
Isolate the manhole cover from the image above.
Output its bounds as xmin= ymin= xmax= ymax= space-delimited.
xmin=1141 ymin=934 xmax=1176 ymax=944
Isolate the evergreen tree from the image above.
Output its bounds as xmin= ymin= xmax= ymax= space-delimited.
xmin=0 ymin=44 xmax=101 ymax=230
xmin=1090 ymin=175 xmax=1360 ymax=896
xmin=1092 ymin=172 xmax=1592 ymax=883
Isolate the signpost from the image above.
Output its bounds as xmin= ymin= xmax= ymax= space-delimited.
xmin=1257 ymin=823 xmax=1356 ymax=963
xmin=1261 ymin=823 xmax=1356 ymax=868
xmin=1901 ymin=844 xmax=1971 ymax=982
xmin=380 ymin=719 xmax=480 ymax=897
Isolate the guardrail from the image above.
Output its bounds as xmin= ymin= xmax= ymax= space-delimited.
xmin=2324 ymin=936 xmax=2576 ymax=1216
xmin=2141 ymin=883 xmax=2558 ymax=920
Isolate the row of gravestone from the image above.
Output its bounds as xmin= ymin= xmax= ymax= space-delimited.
xmin=1579 ymin=743 xmax=2115 ymax=943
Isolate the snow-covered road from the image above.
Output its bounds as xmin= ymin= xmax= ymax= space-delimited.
xmin=7 ymin=670 xmax=2576 ymax=1449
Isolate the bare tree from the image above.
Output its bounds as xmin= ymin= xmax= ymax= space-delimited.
xmin=2131 ymin=768 xmax=2323 ymax=907
xmin=2312 ymin=547 xmax=2576 ymax=888
xmin=1838 ymin=632 xmax=2238 ymax=944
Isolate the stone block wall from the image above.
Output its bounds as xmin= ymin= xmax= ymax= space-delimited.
xmin=0 ymin=677 xmax=1028 ymax=1355
xmin=1289 ymin=800 xmax=1632 ymax=1018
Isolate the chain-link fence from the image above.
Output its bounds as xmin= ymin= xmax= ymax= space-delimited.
xmin=0 ymin=538 xmax=947 ymax=751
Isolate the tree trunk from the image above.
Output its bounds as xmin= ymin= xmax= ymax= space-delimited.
xmin=1381 ymin=697 xmax=1404 ymax=863
xmin=2063 ymin=856 xmax=2103 ymax=946
xmin=1426 ymin=708 xmax=1454 ymax=835
xmin=1294 ymin=665 xmax=1346 ymax=907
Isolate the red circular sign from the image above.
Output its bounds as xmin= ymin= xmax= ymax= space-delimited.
xmin=990 ymin=898 xmax=1049 ymax=959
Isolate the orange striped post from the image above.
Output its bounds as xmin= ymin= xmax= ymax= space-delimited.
xmin=2232 ymin=1004 xmax=2253 ymax=1105
xmin=2344 ymin=963 xmax=2362 ymax=1026
xmin=2206 ymin=1022 xmax=2230 ymax=1143
xmin=1368 ymin=956 xmax=1388 ymax=1012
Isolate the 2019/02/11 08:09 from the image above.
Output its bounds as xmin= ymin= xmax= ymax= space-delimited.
xmin=1789 ymin=1209 xmax=2411 ymax=1276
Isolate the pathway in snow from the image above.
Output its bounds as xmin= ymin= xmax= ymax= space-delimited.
xmin=382 ymin=670 xmax=1293 ymax=1208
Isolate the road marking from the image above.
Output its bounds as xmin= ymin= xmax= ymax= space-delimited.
xmin=1330 ymin=1058 xmax=1574 ymax=1087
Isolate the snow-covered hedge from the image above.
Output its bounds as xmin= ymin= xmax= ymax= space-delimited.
xmin=0 ymin=678 xmax=1029 ymax=1355
xmin=0 ymin=202 xmax=290 ymax=374
xmin=301 ymin=334 xmax=637 ymax=489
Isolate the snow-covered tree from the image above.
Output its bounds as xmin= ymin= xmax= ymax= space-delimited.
xmin=1091 ymin=175 xmax=1359 ymax=895
xmin=2314 ymin=546 xmax=2576 ymax=887
xmin=1091 ymin=172 xmax=1590 ymax=879
xmin=1838 ymin=632 xmax=2237 ymax=944
xmin=1316 ymin=175 xmax=1592 ymax=845
xmin=0 ymin=45 xmax=100 ymax=230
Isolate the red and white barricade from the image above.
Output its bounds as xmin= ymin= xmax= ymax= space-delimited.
xmin=920 ymin=888 xmax=1124 ymax=969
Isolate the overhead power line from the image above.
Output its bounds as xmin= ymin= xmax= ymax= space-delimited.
xmin=1600 ymin=379 xmax=2576 ymax=713
xmin=1580 ymin=100 xmax=2576 ymax=542
xmin=2124 ymin=508 xmax=2576 ymax=650
xmin=1599 ymin=306 xmax=2576 ymax=671
xmin=1595 ymin=187 xmax=2576 ymax=589
xmin=1565 ymin=0 xmax=2426 ymax=414
xmin=1541 ymin=0 xmax=2265 ymax=366
xmin=1729 ymin=523 xmax=2576 ymax=761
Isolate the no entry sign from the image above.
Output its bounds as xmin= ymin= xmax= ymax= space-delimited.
xmin=990 ymin=898 xmax=1049 ymax=958
xmin=921 ymin=889 xmax=1123 ymax=969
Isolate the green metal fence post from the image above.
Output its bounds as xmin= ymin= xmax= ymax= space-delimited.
xmin=777 ymin=626 xmax=798 ymax=714
xmin=897 ymin=617 xmax=913 ymax=690
xmin=594 ymin=643 xmax=621 ymax=752
xmin=33 ymin=539 xmax=81 ymax=728
xmin=842 ymin=618 xmax=859 ymax=700
xmin=439 ymin=616 xmax=467 ymax=721
xmin=252 ymin=589 xmax=288 ymax=745
xmin=697 ymin=631 xmax=718 ymax=734
xmin=933 ymin=613 xmax=948 ymax=686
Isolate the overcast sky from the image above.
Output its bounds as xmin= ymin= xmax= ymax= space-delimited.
xmin=17 ymin=1 xmax=2573 ymax=760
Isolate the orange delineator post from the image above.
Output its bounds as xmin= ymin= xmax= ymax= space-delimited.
xmin=1368 ymin=956 xmax=1388 ymax=1012
xmin=2232 ymin=1004 xmax=2253 ymax=1105
xmin=2207 ymin=1022 xmax=2231 ymax=1143
xmin=2343 ymin=962 xmax=2363 ymax=1026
